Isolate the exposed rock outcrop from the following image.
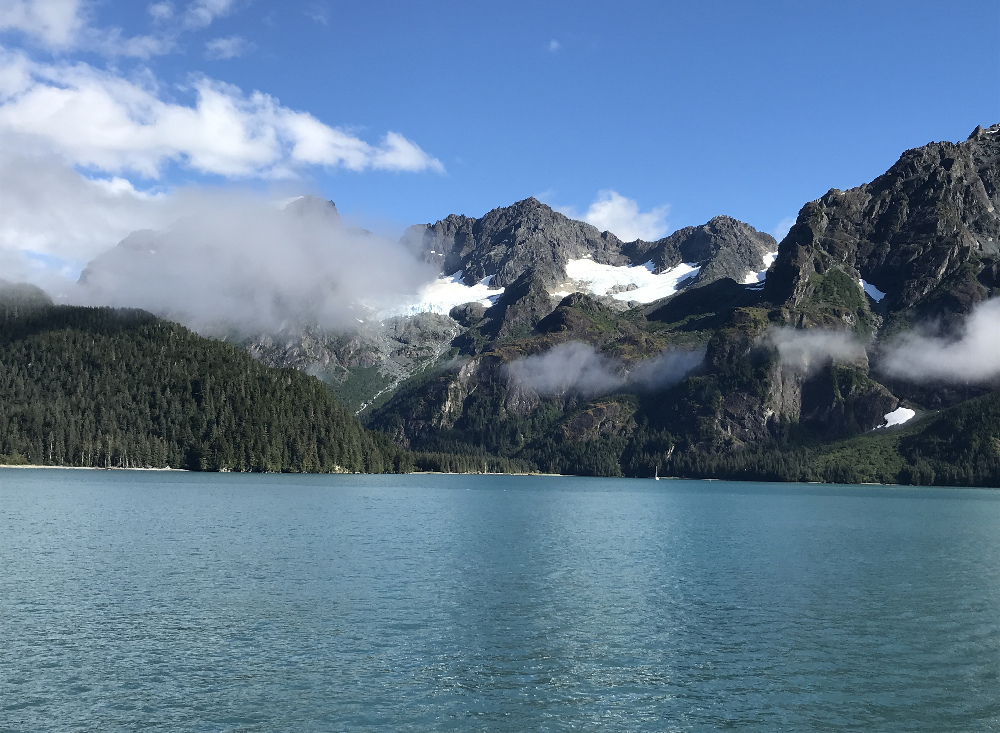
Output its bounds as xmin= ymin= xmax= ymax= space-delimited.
xmin=407 ymin=198 xmax=778 ymax=292
xmin=404 ymin=197 xmax=628 ymax=288
xmin=624 ymin=216 xmax=776 ymax=283
xmin=765 ymin=123 xmax=1000 ymax=319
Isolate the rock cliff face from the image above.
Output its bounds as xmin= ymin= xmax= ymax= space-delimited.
xmin=408 ymin=198 xmax=777 ymax=291
xmin=242 ymin=313 xmax=461 ymax=412
xmin=623 ymin=216 xmax=776 ymax=283
xmin=765 ymin=124 xmax=1000 ymax=318
xmin=70 ymin=123 xmax=1000 ymax=480
xmin=404 ymin=197 xmax=628 ymax=288
xmin=371 ymin=123 xmax=1000 ymax=475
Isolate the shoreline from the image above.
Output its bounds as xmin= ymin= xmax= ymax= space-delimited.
xmin=0 ymin=464 xmax=187 ymax=471
xmin=0 ymin=464 xmax=979 ymax=488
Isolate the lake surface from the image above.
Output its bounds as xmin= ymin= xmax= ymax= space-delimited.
xmin=2 ymin=470 xmax=999 ymax=732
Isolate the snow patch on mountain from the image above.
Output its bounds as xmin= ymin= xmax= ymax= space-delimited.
xmin=376 ymin=271 xmax=503 ymax=318
xmin=743 ymin=251 xmax=778 ymax=284
xmin=882 ymin=406 xmax=916 ymax=427
xmin=564 ymin=258 xmax=700 ymax=303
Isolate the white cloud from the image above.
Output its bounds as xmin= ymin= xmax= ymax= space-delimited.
xmin=0 ymin=52 xmax=445 ymax=178
xmin=183 ymin=0 xmax=233 ymax=29
xmin=305 ymin=3 xmax=329 ymax=25
xmin=548 ymin=39 xmax=560 ymax=53
xmin=371 ymin=131 xmax=445 ymax=173
xmin=71 ymin=192 xmax=439 ymax=334
xmin=773 ymin=216 xmax=795 ymax=242
xmin=879 ymin=299 xmax=1000 ymax=383
xmin=205 ymin=34 xmax=251 ymax=60
xmin=0 ymin=0 xmax=85 ymax=48
xmin=0 ymin=150 xmax=173 ymax=286
xmin=0 ymin=157 xmax=445 ymax=327
xmin=88 ymin=27 xmax=175 ymax=58
xmin=148 ymin=2 xmax=173 ymax=21
xmin=0 ymin=0 xmax=243 ymax=57
xmin=560 ymin=190 xmax=669 ymax=242
xmin=505 ymin=341 xmax=703 ymax=399
xmin=0 ymin=0 xmax=174 ymax=58
xmin=768 ymin=327 xmax=867 ymax=375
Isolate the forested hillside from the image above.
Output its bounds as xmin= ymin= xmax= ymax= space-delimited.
xmin=0 ymin=288 xmax=398 ymax=472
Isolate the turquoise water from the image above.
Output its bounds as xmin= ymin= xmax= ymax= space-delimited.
xmin=1 ymin=470 xmax=999 ymax=731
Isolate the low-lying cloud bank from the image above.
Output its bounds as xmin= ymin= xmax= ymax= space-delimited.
xmin=505 ymin=341 xmax=705 ymax=399
xmin=878 ymin=299 xmax=1000 ymax=383
xmin=72 ymin=193 xmax=438 ymax=334
xmin=767 ymin=327 xmax=867 ymax=374
xmin=766 ymin=300 xmax=1000 ymax=385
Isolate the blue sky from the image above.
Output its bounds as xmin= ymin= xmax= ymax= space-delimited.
xmin=0 ymin=0 xmax=997 ymax=282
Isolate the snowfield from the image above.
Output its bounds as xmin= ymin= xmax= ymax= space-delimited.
xmin=377 ymin=251 xmax=783 ymax=319
xmin=562 ymin=258 xmax=701 ymax=303
xmin=882 ymin=406 xmax=916 ymax=428
xmin=376 ymin=271 xmax=503 ymax=318
xmin=744 ymin=251 xmax=779 ymax=284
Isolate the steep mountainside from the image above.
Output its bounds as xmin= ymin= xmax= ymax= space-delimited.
xmin=766 ymin=123 xmax=1000 ymax=320
xmin=368 ymin=124 xmax=1000 ymax=485
xmin=407 ymin=197 xmax=776 ymax=291
xmin=243 ymin=313 xmax=461 ymax=413
xmin=80 ymin=193 xmax=775 ymax=415
xmin=57 ymin=123 xmax=1000 ymax=484
xmin=398 ymin=200 xmax=776 ymax=366
xmin=404 ymin=197 xmax=628 ymax=288
xmin=623 ymin=215 xmax=776 ymax=285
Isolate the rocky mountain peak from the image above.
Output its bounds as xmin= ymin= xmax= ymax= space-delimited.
xmin=968 ymin=123 xmax=1000 ymax=141
xmin=765 ymin=123 xmax=1000 ymax=317
xmin=623 ymin=215 xmax=776 ymax=285
xmin=408 ymin=197 xmax=628 ymax=288
xmin=409 ymin=197 xmax=777 ymax=299
xmin=284 ymin=195 xmax=340 ymax=220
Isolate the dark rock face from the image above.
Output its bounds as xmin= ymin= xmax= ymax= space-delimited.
xmin=644 ymin=277 xmax=763 ymax=328
xmin=798 ymin=366 xmax=898 ymax=440
xmin=765 ymin=123 xmax=1000 ymax=317
xmin=623 ymin=216 xmax=776 ymax=284
xmin=405 ymin=197 xmax=628 ymax=288
xmin=453 ymin=271 xmax=559 ymax=351
xmin=370 ymin=124 xmax=1000 ymax=476
xmin=408 ymin=198 xmax=777 ymax=292
xmin=560 ymin=402 xmax=636 ymax=441
xmin=480 ymin=271 xmax=557 ymax=340
xmin=448 ymin=302 xmax=488 ymax=328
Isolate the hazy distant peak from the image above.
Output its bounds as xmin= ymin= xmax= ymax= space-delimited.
xmin=284 ymin=195 xmax=340 ymax=220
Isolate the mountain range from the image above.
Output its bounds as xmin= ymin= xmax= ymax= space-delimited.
xmin=7 ymin=123 xmax=1000 ymax=484
xmin=363 ymin=122 xmax=1000 ymax=483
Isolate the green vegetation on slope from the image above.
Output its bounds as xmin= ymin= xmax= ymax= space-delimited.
xmin=0 ymin=302 xmax=399 ymax=472
xmin=320 ymin=364 xmax=395 ymax=413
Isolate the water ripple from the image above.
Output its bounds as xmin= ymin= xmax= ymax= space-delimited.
xmin=1 ymin=470 xmax=999 ymax=731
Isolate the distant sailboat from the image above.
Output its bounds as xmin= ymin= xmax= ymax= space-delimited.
xmin=654 ymin=466 xmax=660 ymax=481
